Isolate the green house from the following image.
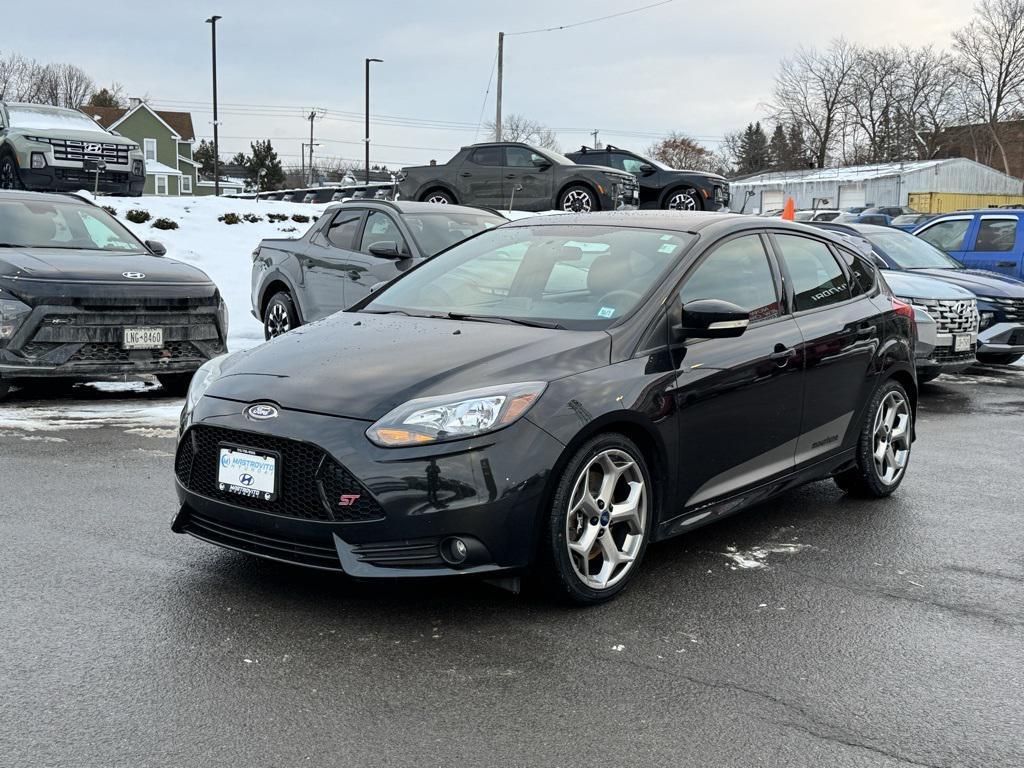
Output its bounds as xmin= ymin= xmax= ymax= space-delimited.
xmin=84 ymin=101 xmax=200 ymax=196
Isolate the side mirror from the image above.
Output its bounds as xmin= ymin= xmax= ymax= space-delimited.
xmin=674 ymin=299 xmax=750 ymax=339
xmin=639 ymin=164 xmax=656 ymax=175
xmin=368 ymin=241 xmax=405 ymax=259
xmin=145 ymin=240 xmax=166 ymax=256
xmin=369 ymin=280 xmax=388 ymax=293
xmin=532 ymin=157 xmax=552 ymax=170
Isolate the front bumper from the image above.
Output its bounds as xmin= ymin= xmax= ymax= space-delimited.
xmin=17 ymin=164 xmax=145 ymax=195
xmin=606 ymin=179 xmax=640 ymax=211
xmin=977 ymin=322 xmax=1024 ymax=356
xmin=914 ymin=315 xmax=976 ymax=373
xmin=172 ymin=398 xmax=565 ymax=578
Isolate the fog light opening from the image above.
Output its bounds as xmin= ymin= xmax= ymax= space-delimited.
xmin=30 ymin=152 xmax=46 ymax=169
xmin=440 ymin=537 xmax=469 ymax=566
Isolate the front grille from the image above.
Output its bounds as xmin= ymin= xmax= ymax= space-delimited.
xmin=54 ymin=168 xmax=129 ymax=184
xmin=49 ymin=138 xmax=131 ymax=165
xmin=175 ymin=425 xmax=385 ymax=523
xmin=68 ymin=341 xmax=209 ymax=363
xmin=72 ymin=343 xmax=130 ymax=362
xmin=914 ymin=298 xmax=979 ymax=335
xmin=931 ymin=345 xmax=976 ymax=364
xmin=182 ymin=511 xmax=343 ymax=570
xmin=990 ymin=297 xmax=1024 ymax=322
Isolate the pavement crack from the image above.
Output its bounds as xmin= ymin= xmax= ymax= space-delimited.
xmin=771 ymin=719 xmax=948 ymax=768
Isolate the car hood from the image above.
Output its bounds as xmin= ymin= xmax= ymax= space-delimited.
xmin=566 ymin=163 xmax=636 ymax=181
xmin=0 ymin=248 xmax=215 ymax=304
xmin=883 ymin=270 xmax=976 ymax=300
xmin=663 ymin=168 xmax=727 ymax=183
xmin=909 ymin=267 xmax=1024 ymax=298
xmin=206 ymin=312 xmax=612 ymax=420
xmin=17 ymin=126 xmax=139 ymax=148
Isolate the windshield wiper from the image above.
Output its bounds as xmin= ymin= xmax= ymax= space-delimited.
xmin=446 ymin=312 xmax=565 ymax=330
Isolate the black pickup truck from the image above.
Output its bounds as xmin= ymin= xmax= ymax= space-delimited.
xmin=397 ymin=142 xmax=639 ymax=212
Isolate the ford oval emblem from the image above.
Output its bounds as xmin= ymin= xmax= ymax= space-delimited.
xmin=246 ymin=403 xmax=279 ymax=420
xmin=122 ymin=271 xmax=146 ymax=279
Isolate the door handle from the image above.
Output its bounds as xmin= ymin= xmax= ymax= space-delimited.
xmin=459 ymin=172 xmax=472 ymax=178
xmin=997 ymin=260 xmax=1016 ymax=268
xmin=504 ymin=174 xmax=517 ymax=179
xmin=769 ymin=344 xmax=796 ymax=364
xmin=856 ymin=325 xmax=876 ymax=339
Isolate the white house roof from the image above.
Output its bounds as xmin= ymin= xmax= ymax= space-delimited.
xmin=144 ymin=160 xmax=182 ymax=176
xmin=177 ymin=155 xmax=201 ymax=168
xmin=733 ymin=159 xmax=950 ymax=187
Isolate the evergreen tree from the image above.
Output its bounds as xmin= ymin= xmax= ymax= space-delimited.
xmin=245 ymin=140 xmax=285 ymax=190
xmin=786 ymin=123 xmax=809 ymax=169
xmin=768 ymin=124 xmax=790 ymax=169
xmin=86 ymin=87 xmax=125 ymax=109
xmin=737 ymin=122 xmax=770 ymax=174
xmin=193 ymin=139 xmax=223 ymax=179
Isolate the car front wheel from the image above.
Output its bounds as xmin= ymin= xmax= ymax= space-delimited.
xmin=540 ymin=433 xmax=652 ymax=604
xmin=559 ymin=186 xmax=599 ymax=213
xmin=835 ymin=379 xmax=913 ymax=497
xmin=665 ymin=189 xmax=701 ymax=211
xmin=0 ymin=151 xmax=23 ymax=190
xmin=264 ymin=291 xmax=300 ymax=339
xmin=423 ymin=190 xmax=455 ymax=204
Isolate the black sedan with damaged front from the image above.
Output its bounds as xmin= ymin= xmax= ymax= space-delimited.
xmin=0 ymin=190 xmax=227 ymax=399
xmin=173 ymin=212 xmax=917 ymax=604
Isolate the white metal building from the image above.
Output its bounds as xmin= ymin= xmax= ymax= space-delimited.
xmin=728 ymin=158 xmax=1024 ymax=213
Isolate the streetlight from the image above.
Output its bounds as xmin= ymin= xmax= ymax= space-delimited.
xmin=205 ymin=14 xmax=222 ymax=196
xmin=364 ymin=58 xmax=382 ymax=184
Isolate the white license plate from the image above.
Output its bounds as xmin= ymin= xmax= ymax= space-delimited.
xmin=218 ymin=447 xmax=278 ymax=500
xmin=954 ymin=334 xmax=971 ymax=352
xmin=123 ymin=327 xmax=163 ymax=349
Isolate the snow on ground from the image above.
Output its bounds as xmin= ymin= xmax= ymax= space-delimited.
xmin=0 ymin=400 xmax=181 ymax=438
xmin=79 ymin=191 xmax=331 ymax=352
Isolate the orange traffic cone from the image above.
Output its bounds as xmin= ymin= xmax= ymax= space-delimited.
xmin=781 ymin=197 xmax=796 ymax=221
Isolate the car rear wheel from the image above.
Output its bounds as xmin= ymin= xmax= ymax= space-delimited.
xmin=665 ymin=188 xmax=701 ymax=211
xmin=0 ymin=150 xmax=23 ymax=190
xmin=422 ymin=190 xmax=455 ymax=205
xmin=559 ymin=185 xmax=599 ymax=213
xmin=835 ymin=379 xmax=912 ymax=497
xmin=157 ymin=372 xmax=195 ymax=396
xmin=540 ymin=433 xmax=652 ymax=604
xmin=264 ymin=291 xmax=300 ymax=339
xmin=976 ymin=352 xmax=1023 ymax=366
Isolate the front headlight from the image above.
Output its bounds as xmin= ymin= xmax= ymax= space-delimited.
xmin=216 ymin=296 xmax=230 ymax=341
xmin=0 ymin=296 xmax=32 ymax=344
xmin=185 ymin=354 xmax=228 ymax=412
xmin=367 ymin=381 xmax=546 ymax=447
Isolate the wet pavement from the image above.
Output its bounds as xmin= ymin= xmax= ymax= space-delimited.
xmin=2 ymin=367 xmax=1023 ymax=767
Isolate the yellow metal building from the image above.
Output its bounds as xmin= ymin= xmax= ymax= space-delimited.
xmin=908 ymin=192 xmax=1024 ymax=213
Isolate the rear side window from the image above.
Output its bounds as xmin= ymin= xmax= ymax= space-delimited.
xmin=974 ymin=219 xmax=1018 ymax=252
xmin=918 ymin=219 xmax=971 ymax=252
xmin=680 ymin=235 xmax=781 ymax=323
xmin=774 ymin=234 xmax=852 ymax=312
xmin=469 ymin=147 xmax=500 ymax=166
xmin=326 ymin=210 xmax=363 ymax=249
xmin=834 ymin=246 xmax=876 ymax=296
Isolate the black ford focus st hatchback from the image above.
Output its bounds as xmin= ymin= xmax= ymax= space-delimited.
xmin=173 ymin=211 xmax=917 ymax=604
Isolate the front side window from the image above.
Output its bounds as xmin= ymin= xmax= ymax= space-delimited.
xmin=917 ymin=218 xmax=971 ymax=252
xmin=143 ymin=138 xmax=157 ymax=162
xmin=360 ymin=211 xmax=408 ymax=254
xmin=326 ymin=210 xmax=363 ymax=249
xmin=505 ymin=147 xmax=546 ymax=167
xmin=608 ymin=154 xmax=647 ymax=174
xmin=775 ymin=234 xmax=851 ymax=312
xmin=364 ymin=225 xmax=695 ymax=329
xmin=974 ymin=218 xmax=1018 ymax=252
xmin=680 ymin=235 xmax=781 ymax=323
xmin=0 ymin=200 xmax=145 ymax=252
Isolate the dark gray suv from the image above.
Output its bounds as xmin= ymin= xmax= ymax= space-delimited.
xmin=250 ymin=200 xmax=506 ymax=338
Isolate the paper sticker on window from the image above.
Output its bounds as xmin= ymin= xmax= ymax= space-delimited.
xmin=660 ymin=234 xmax=674 ymax=241
xmin=597 ymin=306 xmax=616 ymax=318
xmin=658 ymin=243 xmax=677 ymax=254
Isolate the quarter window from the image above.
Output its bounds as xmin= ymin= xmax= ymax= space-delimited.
xmin=917 ymin=219 xmax=971 ymax=252
xmin=680 ymin=235 xmax=781 ymax=323
xmin=360 ymin=211 xmax=408 ymax=254
xmin=775 ymin=234 xmax=852 ymax=311
xmin=326 ymin=210 xmax=363 ymax=249
xmin=834 ymin=245 xmax=876 ymax=296
xmin=974 ymin=219 xmax=1017 ymax=252
xmin=469 ymin=147 xmax=500 ymax=166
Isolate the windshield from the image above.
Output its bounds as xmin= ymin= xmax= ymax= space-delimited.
xmin=7 ymin=104 xmax=105 ymax=132
xmin=0 ymin=200 xmax=146 ymax=252
xmin=891 ymin=214 xmax=923 ymax=225
xmin=539 ymin=148 xmax=577 ymax=166
xmin=865 ymin=230 xmax=963 ymax=270
xmin=404 ymin=211 xmax=505 ymax=256
xmin=363 ymin=224 xmax=696 ymax=330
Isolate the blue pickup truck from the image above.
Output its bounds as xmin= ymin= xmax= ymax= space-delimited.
xmin=914 ymin=210 xmax=1024 ymax=281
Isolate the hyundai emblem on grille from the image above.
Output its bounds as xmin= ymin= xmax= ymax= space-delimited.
xmin=121 ymin=271 xmax=145 ymax=279
xmin=246 ymin=404 xmax=279 ymax=420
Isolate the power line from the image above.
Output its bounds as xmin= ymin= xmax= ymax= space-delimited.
xmin=505 ymin=0 xmax=676 ymax=36
xmin=474 ymin=49 xmax=499 ymax=141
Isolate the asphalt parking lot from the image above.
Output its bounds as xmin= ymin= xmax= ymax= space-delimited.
xmin=2 ymin=367 xmax=1023 ymax=768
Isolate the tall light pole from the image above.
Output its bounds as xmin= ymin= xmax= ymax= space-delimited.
xmin=364 ymin=58 xmax=382 ymax=183
xmin=495 ymin=32 xmax=504 ymax=141
xmin=205 ymin=15 xmax=222 ymax=196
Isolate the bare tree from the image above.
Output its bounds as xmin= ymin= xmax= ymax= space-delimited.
xmin=769 ymin=39 xmax=858 ymax=168
xmin=483 ymin=113 xmax=560 ymax=151
xmin=0 ymin=53 xmax=94 ymax=108
xmin=901 ymin=46 xmax=963 ymax=159
xmin=953 ymin=0 xmax=1024 ymax=174
xmin=646 ymin=132 xmax=718 ymax=173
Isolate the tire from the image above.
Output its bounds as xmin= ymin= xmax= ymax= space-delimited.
xmin=0 ymin=381 xmax=9 ymax=401
xmin=917 ymin=370 xmax=941 ymax=384
xmin=834 ymin=379 xmax=913 ymax=498
xmin=157 ymin=372 xmax=195 ymax=396
xmin=538 ymin=433 xmax=653 ymax=605
xmin=0 ymin=150 xmax=24 ymax=191
xmin=421 ymin=189 xmax=455 ymax=205
xmin=263 ymin=291 xmax=300 ymax=340
xmin=976 ymin=353 xmax=1023 ymax=366
xmin=558 ymin=185 xmax=600 ymax=213
xmin=664 ymin=188 xmax=702 ymax=211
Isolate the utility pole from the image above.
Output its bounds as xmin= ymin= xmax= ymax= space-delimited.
xmin=364 ymin=58 xmax=383 ymax=184
xmin=205 ymin=15 xmax=222 ymax=196
xmin=301 ymin=141 xmax=320 ymax=186
xmin=306 ymin=109 xmax=319 ymax=186
xmin=591 ymin=129 xmax=600 ymax=149
xmin=495 ymin=32 xmax=504 ymax=141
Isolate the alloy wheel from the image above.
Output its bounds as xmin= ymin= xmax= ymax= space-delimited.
xmin=266 ymin=303 xmax=291 ymax=337
xmin=426 ymin=194 xmax=450 ymax=204
xmin=562 ymin=190 xmax=593 ymax=212
xmin=667 ymin=192 xmax=697 ymax=210
xmin=0 ymin=159 xmax=16 ymax=190
xmin=872 ymin=390 xmax=911 ymax=485
xmin=565 ymin=448 xmax=647 ymax=590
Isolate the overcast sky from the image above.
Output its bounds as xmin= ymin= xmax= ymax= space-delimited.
xmin=11 ymin=0 xmax=978 ymax=169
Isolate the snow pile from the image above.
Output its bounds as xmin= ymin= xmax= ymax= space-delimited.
xmin=79 ymin=192 xmax=331 ymax=351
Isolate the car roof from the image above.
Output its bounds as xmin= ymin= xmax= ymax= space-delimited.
xmin=0 ymin=189 xmax=94 ymax=205
xmin=929 ymin=209 xmax=1023 ymax=216
xmin=327 ymin=199 xmax=505 ymax=218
